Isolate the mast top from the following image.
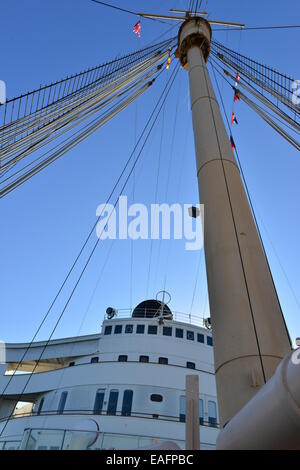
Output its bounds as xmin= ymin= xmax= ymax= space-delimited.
xmin=138 ymin=10 xmax=244 ymax=69
xmin=176 ymin=17 xmax=212 ymax=68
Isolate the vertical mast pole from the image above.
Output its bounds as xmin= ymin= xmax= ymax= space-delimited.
xmin=177 ymin=18 xmax=291 ymax=426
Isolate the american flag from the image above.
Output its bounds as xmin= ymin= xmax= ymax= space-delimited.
xmin=133 ymin=20 xmax=141 ymax=38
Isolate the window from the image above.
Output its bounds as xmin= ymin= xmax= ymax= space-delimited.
xmin=57 ymin=391 xmax=68 ymax=414
xmin=197 ymin=333 xmax=204 ymax=344
xmin=114 ymin=325 xmax=122 ymax=334
xmin=150 ymin=394 xmax=163 ymax=402
xmin=121 ymin=390 xmax=133 ymax=416
xmin=125 ymin=324 xmax=133 ymax=334
xmin=186 ymin=361 xmax=195 ymax=370
xmin=187 ymin=330 xmax=195 ymax=341
xmin=107 ymin=389 xmax=119 ymax=415
xmin=163 ymin=326 xmax=172 ymax=337
xmin=158 ymin=357 xmax=168 ymax=365
xmin=199 ymin=399 xmax=204 ymax=425
xmin=148 ymin=325 xmax=158 ymax=335
xmin=208 ymin=400 xmax=217 ymax=426
xmin=91 ymin=357 xmax=99 ymax=364
xmin=179 ymin=395 xmax=185 ymax=422
xmin=207 ymin=336 xmax=213 ymax=346
xmin=136 ymin=324 xmax=145 ymax=334
xmin=69 ymin=361 xmax=75 ymax=367
xmin=118 ymin=355 xmax=128 ymax=362
xmin=104 ymin=325 xmax=112 ymax=335
xmin=139 ymin=355 xmax=149 ymax=363
xmin=37 ymin=398 xmax=44 ymax=415
xmin=94 ymin=389 xmax=105 ymax=414
xmin=176 ymin=328 xmax=183 ymax=339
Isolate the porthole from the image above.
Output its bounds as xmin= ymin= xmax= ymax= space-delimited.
xmin=150 ymin=394 xmax=163 ymax=402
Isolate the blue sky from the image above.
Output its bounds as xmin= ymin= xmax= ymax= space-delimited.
xmin=0 ymin=0 xmax=299 ymax=345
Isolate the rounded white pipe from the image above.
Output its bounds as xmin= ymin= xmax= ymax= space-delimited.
xmin=217 ymin=349 xmax=300 ymax=450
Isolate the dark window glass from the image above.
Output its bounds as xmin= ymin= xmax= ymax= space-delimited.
xmin=121 ymin=390 xmax=133 ymax=416
xmin=93 ymin=389 xmax=105 ymax=414
xmin=208 ymin=400 xmax=217 ymax=426
xmin=91 ymin=357 xmax=99 ymax=364
xmin=197 ymin=333 xmax=205 ymax=343
xmin=187 ymin=330 xmax=195 ymax=341
xmin=139 ymin=355 xmax=149 ymax=363
xmin=207 ymin=336 xmax=213 ymax=346
xmin=176 ymin=328 xmax=184 ymax=338
xmin=125 ymin=325 xmax=133 ymax=334
xmin=104 ymin=325 xmax=112 ymax=335
xmin=136 ymin=324 xmax=145 ymax=334
xmin=150 ymin=394 xmax=163 ymax=402
xmin=179 ymin=396 xmax=185 ymax=422
xmin=107 ymin=390 xmax=119 ymax=415
xmin=187 ymin=361 xmax=195 ymax=370
xmin=199 ymin=399 xmax=204 ymax=425
xmin=37 ymin=398 xmax=44 ymax=415
xmin=158 ymin=357 xmax=168 ymax=365
xmin=163 ymin=326 xmax=172 ymax=337
xmin=114 ymin=325 xmax=122 ymax=334
xmin=69 ymin=361 xmax=75 ymax=367
xmin=118 ymin=355 xmax=128 ymax=362
xmin=148 ymin=325 xmax=158 ymax=335
xmin=58 ymin=391 xmax=68 ymax=414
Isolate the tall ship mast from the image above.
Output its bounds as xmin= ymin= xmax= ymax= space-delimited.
xmin=0 ymin=1 xmax=299 ymax=451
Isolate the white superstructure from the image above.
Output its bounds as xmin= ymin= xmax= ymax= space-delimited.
xmin=0 ymin=300 xmax=219 ymax=450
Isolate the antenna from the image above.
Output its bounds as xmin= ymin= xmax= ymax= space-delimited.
xmin=155 ymin=290 xmax=172 ymax=325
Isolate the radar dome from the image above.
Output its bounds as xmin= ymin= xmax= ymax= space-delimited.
xmin=132 ymin=299 xmax=172 ymax=319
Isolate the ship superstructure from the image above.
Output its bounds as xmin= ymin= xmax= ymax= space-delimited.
xmin=0 ymin=301 xmax=218 ymax=450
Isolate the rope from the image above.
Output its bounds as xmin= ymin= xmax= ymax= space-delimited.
xmin=0 ymin=40 xmax=177 ymax=197
xmin=209 ymin=60 xmax=292 ymax=351
xmin=90 ymin=0 xmax=171 ymax=25
xmin=0 ymin=63 xmax=180 ymax=435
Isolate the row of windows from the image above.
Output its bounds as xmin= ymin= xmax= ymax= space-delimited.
xmin=118 ymin=355 xmax=196 ymax=369
xmin=69 ymin=356 xmax=99 ymax=367
xmin=70 ymin=356 xmax=197 ymax=370
xmin=104 ymin=324 xmax=213 ymax=346
xmin=38 ymin=389 xmax=158 ymax=417
xmin=179 ymin=396 xmax=217 ymax=426
xmin=37 ymin=389 xmax=218 ymax=426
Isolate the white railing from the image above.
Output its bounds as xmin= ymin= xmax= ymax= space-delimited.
xmin=106 ymin=308 xmax=207 ymax=328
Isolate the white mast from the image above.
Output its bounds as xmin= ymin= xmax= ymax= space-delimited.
xmin=175 ymin=17 xmax=291 ymax=426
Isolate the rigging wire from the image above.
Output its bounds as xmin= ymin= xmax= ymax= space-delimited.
xmin=0 ymin=64 xmax=171 ymax=409
xmin=0 ymin=63 xmax=180 ymax=434
xmin=90 ymin=0 xmax=171 ymax=25
xmin=208 ymin=55 xmax=300 ymax=151
xmin=213 ymin=25 xmax=300 ymax=32
xmin=210 ymin=40 xmax=298 ymax=117
xmin=209 ymin=61 xmax=292 ymax=349
xmin=0 ymin=40 xmax=177 ymax=197
xmin=189 ymin=249 xmax=203 ymax=319
xmin=146 ymin=103 xmax=165 ymax=299
xmin=161 ymin=73 xmax=183 ymax=292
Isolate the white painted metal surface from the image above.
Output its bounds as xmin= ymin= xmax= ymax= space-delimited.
xmin=217 ymin=350 xmax=300 ymax=449
xmin=0 ymin=315 xmax=219 ymax=450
